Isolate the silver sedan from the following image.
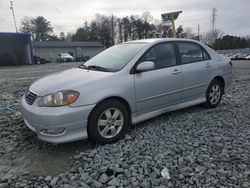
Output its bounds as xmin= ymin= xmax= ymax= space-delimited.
xmin=21 ymin=38 xmax=233 ymax=144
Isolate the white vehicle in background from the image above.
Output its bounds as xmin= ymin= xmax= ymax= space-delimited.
xmin=229 ymin=53 xmax=242 ymax=59
xmin=245 ymin=54 xmax=250 ymax=60
xmin=237 ymin=53 xmax=247 ymax=59
xmin=224 ymin=53 xmax=234 ymax=57
xmin=56 ymin=53 xmax=74 ymax=62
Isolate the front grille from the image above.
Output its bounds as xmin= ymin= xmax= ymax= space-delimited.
xmin=25 ymin=90 xmax=37 ymax=105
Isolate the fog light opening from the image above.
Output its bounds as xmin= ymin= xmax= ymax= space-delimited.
xmin=41 ymin=128 xmax=66 ymax=135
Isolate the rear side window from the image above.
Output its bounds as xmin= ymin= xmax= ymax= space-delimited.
xmin=139 ymin=43 xmax=177 ymax=69
xmin=202 ymin=49 xmax=210 ymax=60
xmin=177 ymin=42 xmax=203 ymax=64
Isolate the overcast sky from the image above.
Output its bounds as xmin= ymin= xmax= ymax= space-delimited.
xmin=0 ymin=0 xmax=249 ymax=36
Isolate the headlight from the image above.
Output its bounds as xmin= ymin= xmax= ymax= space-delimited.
xmin=38 ymin=90 xmax=79 ymax=107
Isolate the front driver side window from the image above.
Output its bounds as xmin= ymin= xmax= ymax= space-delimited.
xmin=139 ymin=43 xmax=177 ymax=70
xmin=144 ymin=49 xmax=157 ymax=62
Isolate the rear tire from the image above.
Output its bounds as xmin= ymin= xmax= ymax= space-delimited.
xmin=205 ymin=79 xmax=223 ymax=108
xmin=88 ymin=100 xmax=129 ymax=145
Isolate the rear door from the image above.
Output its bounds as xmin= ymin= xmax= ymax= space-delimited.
xmin=134 ymin=42 xmax=182 ymax=114
xmin=176 ymin=41 xmax=213 ymax=102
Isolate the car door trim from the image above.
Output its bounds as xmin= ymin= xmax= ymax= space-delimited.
xmin=137 ymin=83 xmax=207 ymax=102
xmin=182 ymin=83 xmax=208 ymax=92
xmin=137 ymin=89 xmax=182 ymax=102
xmin=132 ymin=97 xmax=206 ymax=124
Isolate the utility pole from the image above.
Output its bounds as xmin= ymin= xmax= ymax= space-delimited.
xmin=111 ymin=14 xmax=114 ymax=46
xmin=197 ymin=24 xmax=200 ymax=41
xmin=211 ymin=7 xmax=217 ymax=46
xmin=10 ymin=0 xmax=18 ymax=33
xmin=211 ymin=7 xmax=217 ymax=34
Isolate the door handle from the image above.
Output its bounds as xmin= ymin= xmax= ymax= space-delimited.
xmin=172 ymin=69 xmax=181 ymax=74
xmin=205 ymin=63 xmax=212 ymax=68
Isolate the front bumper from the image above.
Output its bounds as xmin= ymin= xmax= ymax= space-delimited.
xmin=20 ymin=95 xmax=95 ymax=143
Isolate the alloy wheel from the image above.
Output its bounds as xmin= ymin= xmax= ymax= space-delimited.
xmin=209 ymin=84 xmax=221 ymax=105
xmin=97 ymin=108 xmax=124 ymax=139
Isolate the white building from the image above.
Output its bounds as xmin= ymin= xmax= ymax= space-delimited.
xmin=33 ymin=41 xmax=104 ymax=62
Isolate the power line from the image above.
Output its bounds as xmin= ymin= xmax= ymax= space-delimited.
xmin=0 ymin=14 xmax=89 ymax=19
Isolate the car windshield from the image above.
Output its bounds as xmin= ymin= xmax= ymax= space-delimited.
xmin=84 ymin=43 xmax=147 ymax=72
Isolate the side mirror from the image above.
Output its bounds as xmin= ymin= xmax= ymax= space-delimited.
xmin=136 ymin=61 xmax=155 ymax=73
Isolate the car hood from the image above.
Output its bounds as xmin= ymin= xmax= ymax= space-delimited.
xmin=30 ymin=68 xmax=112 ymax=96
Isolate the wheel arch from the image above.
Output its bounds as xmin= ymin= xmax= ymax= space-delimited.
xmin=212 ymin=76 xmax=225 ymax=93
xmin=87 ymin=96 xmax=132 ymax=124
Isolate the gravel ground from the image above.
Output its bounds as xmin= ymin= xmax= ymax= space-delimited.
xmin=0 ymin=61 xmax=249 ymax=187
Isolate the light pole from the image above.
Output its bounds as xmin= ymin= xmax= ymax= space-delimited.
xmin=10 ymin=0 xmax=18 ymax=33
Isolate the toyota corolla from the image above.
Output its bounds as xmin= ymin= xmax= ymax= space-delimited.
xmin=20 ymin=38 xmax=233 ymax=144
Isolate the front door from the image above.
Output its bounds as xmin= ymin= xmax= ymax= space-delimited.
xmin=134 ymin=42 xmax=182 ymax=114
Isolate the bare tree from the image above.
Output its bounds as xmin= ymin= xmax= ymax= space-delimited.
xmin=202 ymin=29 xmax=224 ymax=47
xmin=141 ymin=11 xmax=153 ymax=23
xmin=19 ymin=16 xmax=35 ymax=40
xmin=184 ymin=27 xmax=195 ymax=39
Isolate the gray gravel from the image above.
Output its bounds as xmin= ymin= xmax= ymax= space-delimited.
xmin=0 ymin=61 xmax=250 ymax=187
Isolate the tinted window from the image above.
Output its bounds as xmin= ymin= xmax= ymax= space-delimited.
xmin=140 ymin=43 xmax=176 ymax=69
xmin=178 ymin=42 xmax=203 ymax=64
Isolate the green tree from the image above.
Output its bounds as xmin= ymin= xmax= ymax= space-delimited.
xmin=122 ymin=17 xmax=130 ymax=41
xmin=71 ymin=21 xmax=90 ymax=41
xmin=72 ymin=15 xmax=115 ymax=47
xmin=176 ymin=25 xmax=184 ymax=38
xmin=59 ymin=32 xmax=66 ymax=41
xmin=214 ymin=35 xmax=248 ymax=50
xmin=65 ymin=33 xmax=73 ymax=41
xmin=47 ymin=35 xmax=60 ymax=41
xmin=135 ymin=18 xmax=144 ymax=39
xmin=32 ymin=16 xmax=53 ymax=41
xmin=117 ymin=18 xmax=123 ymax=43
xmin=89 ymin=22 xmax=99 ymax=41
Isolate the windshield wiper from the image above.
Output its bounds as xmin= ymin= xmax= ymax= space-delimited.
xmin=78 ymin=63 xmax=89 ymax=69
xmin=87 ymin=65 xmax=110 ymax=72
xmin=78 ymin=64 xmax=113 ymax=72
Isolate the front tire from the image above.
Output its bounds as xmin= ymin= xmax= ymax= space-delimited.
xmin=205 ymin=79 xmax=223 ymax=108
xmin=88 ymin=100 xmax=129 ymax=145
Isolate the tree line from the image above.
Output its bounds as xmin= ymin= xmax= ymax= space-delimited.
xmin=20 ymin=12 xmax=185 ymax=47
xmin=214 ymin=35 xmax=250 ymax=50
xmin=20 ymin=13 xmax=250 ymax=50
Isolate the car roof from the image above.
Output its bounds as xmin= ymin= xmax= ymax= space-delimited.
xmin=124 ymin=38 xmax=200 ymax=44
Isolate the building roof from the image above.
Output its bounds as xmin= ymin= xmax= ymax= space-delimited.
xmin=0 ymin=32 xmax=31 ymax=39
xmin=33 ymin=41 xmax=103 ymax=48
